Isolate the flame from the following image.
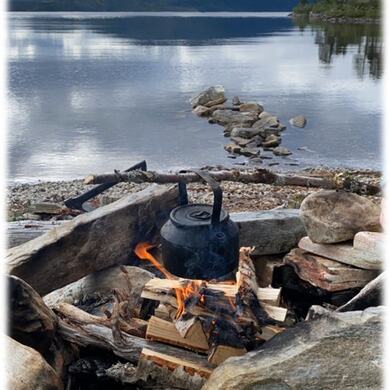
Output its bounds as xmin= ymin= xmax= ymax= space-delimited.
xmin=134 ymin=242 xmax=235 ymax=319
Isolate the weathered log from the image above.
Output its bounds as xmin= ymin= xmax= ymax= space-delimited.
xmin=7 ymin=184 xmax=180 ymax=295
xmin=6 ymin=336 xmax=64 ymax=390
xmin=7 ymin=220 xmax=66 ymax=248
xmin=208 ymin=345 xmax=246 ymax=365
xmin=299 ymin=236 xmax=383 ymax=270
xmin=336 ymin=272 xmax=384 ymax=312
xmin=284 ymin=248 xmax=378 ymax=292
xmin=8 ymin=275 xmax=57 ymax=358
xmin=84 ymin=168 xmax=381 ymax=195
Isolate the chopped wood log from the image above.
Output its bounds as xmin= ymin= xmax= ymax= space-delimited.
xmin=55 ymin=304 xmax=210 ymax=368
xmin=298 ymin=236 xmax=383 ymax=270
xmin=7 ymin=184 xmax=180 ymax=295
xmin=141 ymin=280 xmax=286 ymax=322
xmin=84 ymin=168 xmax=381 ymax=195
xmin=28 ymin=202 xmax=66 ymax=215
xmin=284 ymin=248 xmax=378 ymax=292
xmin=146 ymin=316 xmax=209 ymax=352
xmin=139 ymin=348 xmax=214 ymax=379
xmin=208 ymin=345 xmax=246 ymax=365
xmin=336 ymin=272 xmax=384 ymax=312
xmin=7 ymin=220 xmax=65 ymax=248
xmin=236 ymin=247 xmax=276 ymax=326
xmin=252 ymin=255 xmax=284 ymax=288
xmin=8 ymin=275 xmax=57 ymax=358
xmin=142 ymin=278 xmax=281 ymax=306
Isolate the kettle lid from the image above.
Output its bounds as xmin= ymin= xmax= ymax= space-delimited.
xmin=170 ymin=204 xmax=228 ymax=228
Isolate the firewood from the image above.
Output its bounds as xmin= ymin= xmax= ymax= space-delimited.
xmin=84 ymin=168 xmax=381 ymax=195
xmin=284 ymin=248 xmax=378 ymax=292
xmin=7 ymin=184 xmax=180 ymax=295
xmin=208 ymin=345 xmax=246 ymax=365
xmin=141 ymin=283 xmax=286 ymax=323
xmin=236 ymin=247 xmax=277 ymax=326
xmin=146 ymin=316 xmax=209 ymax=352
xmin=298 ymin=237 xmax=383 ymax=270
xmin=336 ymin=272 xmax=384 ymax=312
xmin=139 ymin=348 xmax=214 ymax=379
xmin=142 ymin=278 xmax=281 ymax=306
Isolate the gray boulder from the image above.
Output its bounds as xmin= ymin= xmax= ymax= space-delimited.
xmin=300 ymin=190 xmax=382 ymax=244
xmin=230 ymin=127 xmax=261 ymax=139
xmin=239 ymin=102 xmax=264 ymax=113
xmin=262 ymin=134 xmax=281 ymax=147
xmin=273 ymin=146 xmax=291 ymax=156
xmin=290 ymin=115 xmax=307 ymax=128
xmin=212 ymin=110 xmax=258 ymax=127
xmin=190 ymin=86 xmax=226 ymax=108
xmin=231 ymin=209 xmax=306 ymax=255
xmin=203 ymin=306 xmax=383 ymax=390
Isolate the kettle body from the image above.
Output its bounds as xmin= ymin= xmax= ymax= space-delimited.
xmin=160 ymin=170 xmax=239 ymax=280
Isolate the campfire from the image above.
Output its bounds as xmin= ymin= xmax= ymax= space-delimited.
xmin=134 ymin=242 xmax=286 ymax=368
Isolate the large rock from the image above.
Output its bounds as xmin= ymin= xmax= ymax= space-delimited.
xmin=230 ymin=127 xmax=261 ymax=139
xmin=290 ymin=115 xmax=307 ymax=128
xmin=300 ymin=190 xmax=381 ymax=244
xmin=231 ymin=209 xmax=306 ymax=255
xmin=7 ymin=184 xmax=180 ymax=295
xmin=239 ymin=102 xmax=263 ymax=113
xmin=190 ymin=86 xmax=226 ymax=108
xmin=6 ymin=336 xmax=63 ymax=390
xmin=203 ymin=306 xmax=383 ymax=390
xmin=211 ymin=110 xmax=258 ymax=127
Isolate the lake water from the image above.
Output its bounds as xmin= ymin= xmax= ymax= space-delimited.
xmin=8 ymin=12 xmax=383 ymax=183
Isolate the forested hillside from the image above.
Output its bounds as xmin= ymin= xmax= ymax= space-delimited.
xmin=9 ymin=0 xmax=298 ymax=11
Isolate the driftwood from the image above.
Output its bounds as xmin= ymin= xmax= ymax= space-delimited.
xmin=7 ymin=220 xmax=65 ymax=248
xmin=8 ymin=275 xmax=57 ymax=358
xmin=336 ymin=272 xmax=384 ymax=312
xmin=84 ymin=168 xmax=381 ymax=195
xmin=7 ymin=184 xmax=180 ymax=295
xmin=284 ymin=248 xmax=378 ymax=292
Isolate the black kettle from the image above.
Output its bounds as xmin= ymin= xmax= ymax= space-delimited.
xmin=160 ymin=169 xmax=239 ymax=280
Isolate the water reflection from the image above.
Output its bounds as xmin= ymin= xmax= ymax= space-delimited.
xmin=7 ymin=13 xmax=382 ymax=182
xmin=293 ymin=17 xmax=382 ymax=79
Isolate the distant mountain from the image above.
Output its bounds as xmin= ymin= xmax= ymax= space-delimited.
xmin=9 ymin=0 xmax=298 ymax=12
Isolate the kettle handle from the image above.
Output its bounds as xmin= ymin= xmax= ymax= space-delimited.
xmin=190 ymin=169 xmax=223 ymax=228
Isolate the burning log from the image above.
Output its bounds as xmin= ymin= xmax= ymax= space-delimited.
xmin=141 ymin=279 xmax=286 ymax=323
xmin=84 ymin=168 xmax=381 ymax=195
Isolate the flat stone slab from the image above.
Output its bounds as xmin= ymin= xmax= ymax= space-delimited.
xmin=299 ymin=236 xmax=383 ymax=270
xmin=231 ymin=209 xmax=306 ymax=255
xmin=353 ymin=231 xmax=384 ymax=258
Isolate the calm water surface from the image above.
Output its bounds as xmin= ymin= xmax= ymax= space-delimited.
xmin=8 ymin=12 xmax=383 ymax=182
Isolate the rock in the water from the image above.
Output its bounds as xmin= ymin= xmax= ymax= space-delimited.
xmin=239 ymin=147 xmax=261 ymax=158
xmin=232 ymin=96 xmax=241 ymax=106
xmin=203 ymin=306 xmax=383 ymax=390
xmin=230 ymin=127 xmax=260 ymax=139
xmin=273 ymin=146 xmax=291 ymax=156
xmin=262 ymin=134 xmax=281 ymax=147
xmin=230 ymin=136 xmax=254 ymax=147
xmin=190 ymin=86 xmax=226 ymax=108
xmin=224 ymin=143 xmax=242 ymax=154
xmin=290 ymin=115 xmax=307 ymax=128
xmin=300 ymin=190 xmax=382 ymax=244
xmin=212 ymin=110 xmax=258 ymax=127
xmin=258 ymin=111 xmax=275 ymax=120
xmin=192 ymin=106 xmax=209 ymax=117
xmin=231 ymin=209 xmax=306 ymax=255
xmin=239 ymin=102 xmax=263 ymax=114
xmin=253 ymin=115 xmax=280 ymax=129
xmin=6 ymin=336 xmax=63 ymax=390
xmin=192 ymin=105 xmax=210 ymax=117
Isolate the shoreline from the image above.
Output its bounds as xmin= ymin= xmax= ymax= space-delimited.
xmin=7 ymin=166 xmax=382 ymax=221
xmin=292 ymin=13 xmax=380 ymax=24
